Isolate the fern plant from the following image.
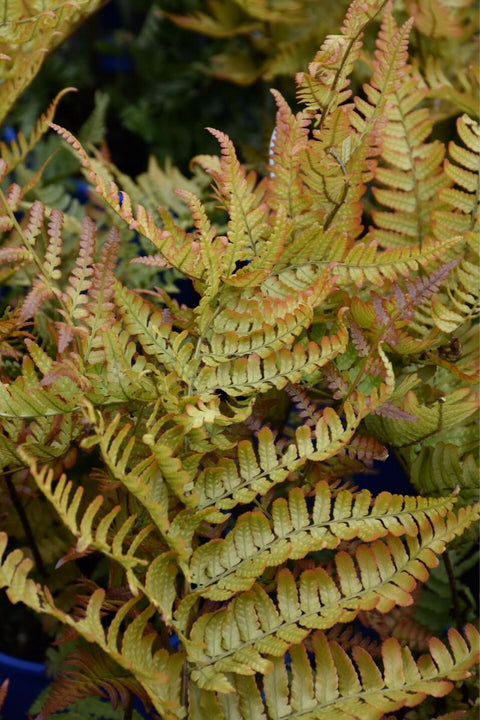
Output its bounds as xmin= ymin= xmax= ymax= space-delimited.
xmin=0 ymin=0 xmax=479 ymax=718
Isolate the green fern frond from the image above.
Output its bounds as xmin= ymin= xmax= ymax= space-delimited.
xmin=410 ymin=442 xmax=479 ymax=507
xmin=257 ymin=625 xmax=480 ymax=719
xmin=195 ymin=402 xmax=363 ymax=511
xmin=0 ymin=370 xmax=79 ymax=419
xmin=410 ymin=0 xmax=475 ymax=40
xmin=296 ymin=0 xmax=388 ymax=118
xmin=198 ymin=127 xmax=269 ymax=268
xmin=187 ymin=503 xmax=479 ymax=689
xmin=435 ymin=114 xmax=479 ymax=239
xmin=82 ymin=409 xmax=174 ymax=539
xmin=192 ymin=335 xmax=347 ymax=397
xmin=365 ymin=387 xmax=478 ymax=448
xmin=23 ymin=456 xmax=151 ymax=592
xmin=50 ymin=122 xmax=205 ymax=281
xmin=367 ymin=19 xmax=448 ymax=247
xmin=114 ymin=283 xmax=195 ymax=383
xmin=267 ymin=89 xmax=311 ymax=220
xmin=0 ymin=2 xmax=102 ymax=123
xmin=188 ymin=482 xmax=457 ymax=600
xmin=336 ymin=236 xmax=462 ymax=288
xmin=163 ymin=2 xmax=262 ymax=39
xmin=430 ymin=236 xmax=479 ymax=333
xmin=200 ymin=267 xmax=337 ymax=363
xmin=351 ymin=12 xmax=414 ymax=141
xmin=422 ymin=55 xmax=479 ymax=120
xmin=0 ymin=531 xmax=43 ymax=610
xmin=101 ymin=326 xmax=157 ymax=404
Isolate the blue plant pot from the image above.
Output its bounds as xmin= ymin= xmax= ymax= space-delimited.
xmin=0 ymin=650 xmax=153 ymax=718
xmin=0 ymin=652 xmax=48 ymax=720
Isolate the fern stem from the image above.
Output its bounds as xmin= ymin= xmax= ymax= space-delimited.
xmin=181 ymin=659 xmax=189 ymax=712
xmin=3 ymin=473 xmax=48 ymax=579
xmin=443 ymin=550 xmax=463 ymax=630
xmin=123 ymin=692 xmax=133 ymax=720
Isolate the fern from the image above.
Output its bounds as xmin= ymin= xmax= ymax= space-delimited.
xmin=0 ymin=1 xmax=103 ymax=123
xmin=0 ymin=2 xmax=478 ymax=718
xmin=0 ymin=679 xmax=7 ymax=713
xmin=186 ymin=503 xmax=478 ymax=687
xmin=257 ymin=625 xmax=479 ymax=720
xmin=368 ymin=14 xmax=449 ymax=248
xmin=187 ymin=483 xmax=458 ymax=600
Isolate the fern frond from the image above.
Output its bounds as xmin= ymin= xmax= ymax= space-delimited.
xmin=0 ymin=3 xmax=102 ymax=123
xmin=430 ymin=235 xmax=479 ymax=333
xmin=366 ymin=386 xmax=479 ymax=448
xmin=193 ymin=336 xmax=345 ymax=397
xmin=428 ymin=116 xmax=480 ymax=330
xmin=351 ymin=12 xmax=414 ymax=141
xmin=200 ymin=267 xmax=337 ymax=364
xmin=0 ymin=87 xmax=75 ymax=175
xmin=43 ymin=208 xmax=64 ymax=280
xmin=101 ymin=326 xmax=157 ymax=404
xmin=176 ymin=188 xmax=225 ymax=305
xmin=82 ymin=227 xmax=120 ymax=366
xmin=35 ymin=645 xmax=148 ymax=720
xmin=336 ymin=236 xmax=461 ymax=288
xmin=267 ymin=89 xmax=311 ymax=220
xmin=296 ymin=0 xmax=388 ymax=117
xmin=200 ymin=127 xmax=269 ymax=268
xmin=83 ymin=409 xmax=175 ymax=542
xmin=61 ymin=216 xmax=96 ymax=327
xmin=258 ymin=625 xmax=480 ymax=719
xmin=422 ymin=54 xmax=479 ymax=120
xmin=0 ymin=532 xmax=43 ymax=610
xmin=163 ymin=4 xmax=261 ymax=39
xmin=0 ymin=246 xmax=33 ymax=281
xmin=223 ymin=205 xmax=291 ymax=289
xmin=0 ymin=308 xmax=31 ymax=363
xmin=114 ymin=283 xmax=195 ymax=383
xmin=410 ymin=442 xmax=479 ymax=507
xmin=23 ymin=456 xmax=151 ymax=594
xmin=187 ymin=503 xmax=479 ymax=688
xmin=195 ymin=402 xmax=363 ymax=511
xmin=0 ymin=372 xmax=79 ymax=419
xmin=367 ymin=14 xmax=450 ymax=247
xmin=188 ymin=483 xmax=457 ymax=600
xmin=410 ymin=0 xmax=474 ymax=39
xmin=50 ymin=123 xmax=204 ymax=280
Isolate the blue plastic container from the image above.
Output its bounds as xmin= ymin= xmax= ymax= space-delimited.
xmin=0 ymin=652 xmax=49 ymax=720
xmin=0 ymin=650 xmax=152 ymax=718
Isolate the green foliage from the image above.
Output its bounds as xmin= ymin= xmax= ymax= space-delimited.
xmin=0 ymin=0 xmax=104 ymax=123
xmin=0 ymin=1 xmax=478 ymax=718
xmin=166 ymin=0 xmax=479 ymax=119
